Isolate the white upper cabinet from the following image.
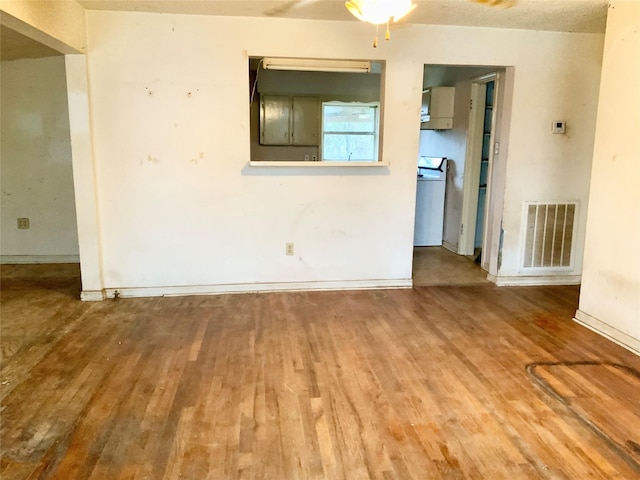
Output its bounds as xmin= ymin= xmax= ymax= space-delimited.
xmin=420 ymin=87 xmax=455 ymax=130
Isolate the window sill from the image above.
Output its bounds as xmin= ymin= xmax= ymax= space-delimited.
xmin=248 ymin=161 xmax=389 ymax=167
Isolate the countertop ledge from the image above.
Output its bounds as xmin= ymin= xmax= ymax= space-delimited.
xmin=249 ymin=161 xmax=390 ymax=167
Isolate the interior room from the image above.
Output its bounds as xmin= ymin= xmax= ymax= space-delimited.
xmin=1 ymin=0 xmax=638 ymax=478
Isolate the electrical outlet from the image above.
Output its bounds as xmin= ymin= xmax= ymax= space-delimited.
xmin=312 ymin=155 xmax=318 ymax=161
xmin=552 ymin=120 xmax=566 ymax=134
xmin=285 ymin=242 xmax=294 ymax=256
xmin=304 ymin=154 xmax=310 ymax=161
xmin=17 ymin=217 xmax=30 ymax=229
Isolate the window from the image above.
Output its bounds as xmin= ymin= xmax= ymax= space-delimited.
xmin=321 ymin=102 xmax=379 ymax=162
xmin=248 ymin=57 xmax=385 ymax=165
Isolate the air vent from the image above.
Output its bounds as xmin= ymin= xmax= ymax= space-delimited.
xmin=523 ymin=202 xmax=577 ymax=269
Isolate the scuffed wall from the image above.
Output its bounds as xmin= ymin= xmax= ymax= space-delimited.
xmin=576 ymin=1 xmax=640 ymax=353
xmin=1 ymin=56 xmax=79 ymax=261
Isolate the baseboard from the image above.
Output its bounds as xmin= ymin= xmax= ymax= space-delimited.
xmin=488 ymin=274 xmax=581 ymax=286
xmin=442 ymin=241 xmax=458 ymax=254
xmin=574 ymin=310 xmax=640 ymax=355
xmin=1 ymin=255 xmax=80 ymax=264
xmin=81 ymin=290 xmax=106 ymax=302
xmin=98 ymin=278 xmax=413 ymax=300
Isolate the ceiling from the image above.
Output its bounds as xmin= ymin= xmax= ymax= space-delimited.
xmin=77 ymin=0 xmax=609 ymax=34
xmin=1 ymin=25 xmax=62 ymax=61
xmin=0 ymin=0 xmax=609 ymax=62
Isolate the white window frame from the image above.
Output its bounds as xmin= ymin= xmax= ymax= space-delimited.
xmin=320 ymin=101 xmax=380 ymax=162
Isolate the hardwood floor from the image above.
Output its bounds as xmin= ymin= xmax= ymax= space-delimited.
xmin=412 ymin=247 xmax=489 ymax=286
xmin=1 ymin=265 xmax=639 ymax=479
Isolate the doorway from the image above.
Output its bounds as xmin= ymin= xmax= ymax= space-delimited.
xmin=0 ymin=27 xmax=79 ymax=265
xmin=414 ymin=66 xmax=509 ymax=284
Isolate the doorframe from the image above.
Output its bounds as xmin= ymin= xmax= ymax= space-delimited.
xmin=458 ymin=72 xmax=500 ymax=267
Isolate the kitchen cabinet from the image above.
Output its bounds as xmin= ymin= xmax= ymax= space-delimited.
xmin=260 ymin=95 xmax=290 ymax=145
xmin=292 ymin=96 xmax=319 ymax=145
xmin=260 ymin=95 xmax=319 ymax=145
xmin=420 ymin=86 xmax=455 ymax=130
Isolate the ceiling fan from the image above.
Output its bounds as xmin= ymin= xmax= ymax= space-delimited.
xmin=471 ymin=0 xmax=516 ymax=6
xmin=266 ymin=0 xmax=516 ymax=47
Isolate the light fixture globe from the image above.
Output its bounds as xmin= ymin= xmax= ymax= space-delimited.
xmin=345 ymin=0 xmax=417 ymax=25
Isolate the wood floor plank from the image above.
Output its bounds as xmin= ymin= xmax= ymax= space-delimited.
xmin=2 ymin=265 xmax=640 ymax=479
xmin=531 ymin=362 xmax=640 ymax=468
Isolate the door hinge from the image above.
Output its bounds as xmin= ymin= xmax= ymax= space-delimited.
xmin=461 ymin=224 xmax=464 ymax=235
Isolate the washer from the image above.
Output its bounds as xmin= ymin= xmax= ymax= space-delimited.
xmin=414 ymin=157 xmax=447 ymax=246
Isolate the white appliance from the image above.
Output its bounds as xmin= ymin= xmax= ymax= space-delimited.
xmin=414 ymin=157 xmax=447 ymax=246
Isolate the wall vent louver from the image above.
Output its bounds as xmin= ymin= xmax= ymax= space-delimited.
xmin=523 ymin=202 xmax=577 ymax=269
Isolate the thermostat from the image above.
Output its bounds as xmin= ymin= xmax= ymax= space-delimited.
xmin=552 ymin=120 xmax=566 ymax=134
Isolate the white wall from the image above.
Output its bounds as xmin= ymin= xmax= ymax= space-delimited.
xmin=575 ymin=1 xmax=640 ymax=354
xmin=1 ymin=56 xmax=79 ymax=262
xmin=85 ymin=12 xmax=420 ymax=295
xmin=82 ymin=11 xmax=604 ymax=297
xmin=497 ymin=31 xmax=603 ymax=282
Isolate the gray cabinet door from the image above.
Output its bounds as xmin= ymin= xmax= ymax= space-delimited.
xmin=260 ymin=95 xmax=291 ymax=145
xmin=292 ymin=96 xmax=319 ymax=146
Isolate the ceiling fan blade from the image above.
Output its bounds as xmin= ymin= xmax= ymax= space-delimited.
xmin=469 ymin=0 xmax=517 ymax=7
xmin=265 ymin=0 xmax=318 ymax=17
